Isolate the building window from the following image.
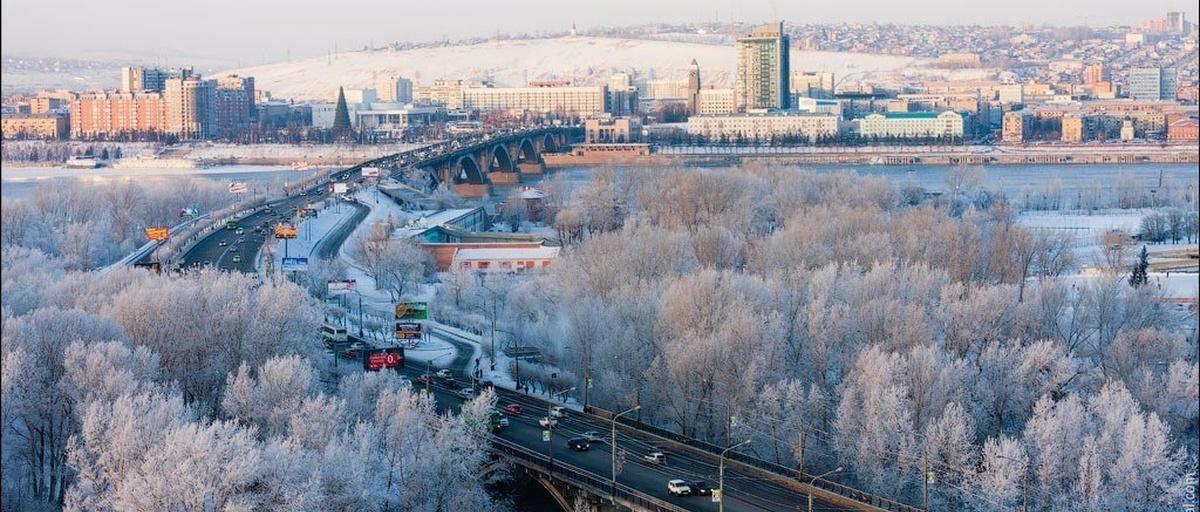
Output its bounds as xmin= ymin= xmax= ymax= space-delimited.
xmin=478 ymin=261 xmax=490 ymax=270
xmin=460 ymin=262 xmax=472 ymax=269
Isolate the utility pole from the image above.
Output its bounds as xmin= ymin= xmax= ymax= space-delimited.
xmin=922 ymin=449 xmax=929 ymax=511
xmin=611 ymin=406 xmax=639 ymax=503
xmin=719 ymin=440 xmax=751 ymax=512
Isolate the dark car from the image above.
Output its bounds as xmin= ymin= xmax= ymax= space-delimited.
xmin=690 ymin=481 xmax=712 ymax=496
xmin=417 ymin=374 xmax=433 ymax=385
xmin=567 ymin=438 xmax=590 ymax=452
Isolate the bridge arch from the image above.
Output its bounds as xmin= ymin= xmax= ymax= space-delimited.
xmin=517 ymin=138 xmax=538 ymax=163
xmin=488 ymin=144 xmax=516 ymax=173
xmin=454 ymin=155 xmax=485 ymax=184
xmin=542 ymin=133 xmax=559 ymax=153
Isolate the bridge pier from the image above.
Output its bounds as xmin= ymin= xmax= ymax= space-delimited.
xmin=452 ymin=183 xmax=490 ymax=199
xmin=489 ymin=171 xmax=521 ymax=185
xmin=518 ymin=162 xmax=545 ymax=175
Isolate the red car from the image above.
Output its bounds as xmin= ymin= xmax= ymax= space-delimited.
xmin=417 ymin=374 xmax=432 ymax=385
xmin=503 ymin=404 xmax=523 ymax=416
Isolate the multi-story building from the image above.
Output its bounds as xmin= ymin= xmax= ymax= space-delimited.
xmin=413 ymin=79 xmax=466 ymax=109
xmin=998 ymin=83 xmax=1025 ymax=104
xmin=355 ymin=105 xmax=443 ymax=139
xmin=698 ymin=88 xmax=736 ymax=115
xmin=311 ymin=101 xmax=363 ymax=128
xmin=461 ymin=85 xmax=606 ymax=115
xmin=1061 ymin=114 xmax=1085 ymax=142
xmin=606 ymin=72 xmax=638 ymax=116
xmin=2 ymin=113 xmax=68 ymax=139
xmin=1128 ymin=67 xmax=1178 ymax=101
xmin=120 ymin=66 xmax=193 ymax=93
xmin=584 ymin=116 xmax=642 ymax=143
xmin=858 ymin=111 xmax=965 ymax=139
xmin=213 ymin=75 xmax=255 ymax=138
xmin=735 ymin=22 xmax=790 ymax=111
xmin=164 ymin=76 xmax=216 ymax=139
xmin=376 ymin=75 xmax=413 ymax=103
xmin=70 ymin=90 xmax=168 ymax=138
xmin=1167 ymin=117 xmax=1198 ymax=142
xmin=791 ymin=71 xmax=835 ymax=98
xmin=1083 ymin=63 xmax=1110 ymax=85
xmin=1002 ymin=111 xmax=1028 ymax=143
xmin=687 ymin=111 xmax=838 ymax=142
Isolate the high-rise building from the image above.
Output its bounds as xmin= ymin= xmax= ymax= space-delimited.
xmin=120 ymin=66 xmax=193 ymax=93
xmin=1083 ymin=63 xmax=1109 ymax=85
xmin=1128 ymin=67 xmax=1177 ymax=101
xmin=70 ymin=91 xmax=168 ymax=138
xmin=213 ymin=75 xmax=256 ymax=138
xmin=606 ymin=72 xmax=638 ymax=116
xmin=376 ymin=75 xmax=413 ymax=103
xmin=1166 ymin=12 xmax=1186 ymax=32
xmin=164 ymin=76 xmax=216 ymax=139
xmin=735 ymin=22 xmax=790 ymax=111
xmin=686 ymin=60 xmax=701 ymax=116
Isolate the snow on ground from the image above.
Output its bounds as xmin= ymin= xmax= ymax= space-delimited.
xmin=265 ymin=198 xmax=356 ymax=273
xmin=0 ymin=164 xmax=293 ymax=181
xmin=1050 ymin=272 xmax=1199 ymax=301
xmin=218 ymin=36 xmax=925 ymax=100
xmin=165 ymin=142 xmax=423 ymax=161
xmin=1017 ymin=209 xmax=1149 ymax=234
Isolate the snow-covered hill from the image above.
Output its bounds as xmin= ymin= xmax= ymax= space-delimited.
xmin=217 ymin=36 xmax=929 ymax=101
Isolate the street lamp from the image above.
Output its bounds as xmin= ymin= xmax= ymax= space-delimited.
xmin=545 ymin=386 xmax=576 ymax=479
xmin=611 ymin=405 xmax=640 ymax=503
xmin=476 ymin=272 xmax=500 ymax=371
xmin=718 ymin=439 xmax=751 ymax=512
xmin=808 ymin=467 xmax=843 ymax=512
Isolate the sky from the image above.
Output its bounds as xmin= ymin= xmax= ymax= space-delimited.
xmin=3 ymin=0 xmax=1198 ymax=65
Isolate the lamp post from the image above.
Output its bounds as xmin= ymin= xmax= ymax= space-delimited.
xmin=476 ymin=272 xmax=500 ymax=371
xmin=611 ymin=405 xmax=640 ymax=503
xmin=545 ymin=386 xmax=576 ymax=479
xmin=718 ymin=439 xmax=751 ymax=512
xmin=808 ymin=467 xmax=843 ymax=512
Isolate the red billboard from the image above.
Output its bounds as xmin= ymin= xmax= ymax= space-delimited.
xmin=363 ymin=348 xmax=405 ymax=371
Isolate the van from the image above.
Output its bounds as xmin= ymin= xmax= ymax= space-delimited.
xmin=321 ymin=323 xmax=348 ymax=344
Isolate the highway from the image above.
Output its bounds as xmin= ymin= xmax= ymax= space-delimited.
xmin=345 ymin=342 xmax=853 ymax=512
xmin=177 ymin=188 xmax=331 ymax=271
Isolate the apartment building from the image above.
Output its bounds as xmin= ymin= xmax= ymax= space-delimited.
xmin=858 ymin=111 xmax=965 ymax=139
xmin=687 ymin=111 xmax=837 ymax=142
xmin=735 ymin=22 xmax=790 ymax=111
xmin=462 ymin=85 xmax=606 ymax=115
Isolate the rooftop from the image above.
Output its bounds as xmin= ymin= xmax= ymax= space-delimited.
xmin=453 ymin=246 xmax=560 ymax=261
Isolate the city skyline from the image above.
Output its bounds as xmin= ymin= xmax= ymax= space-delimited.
xmin=3 ymin=0 xmax=1199 ymax=63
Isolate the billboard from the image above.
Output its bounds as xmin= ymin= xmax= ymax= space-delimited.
xmin=281 ymin=257 xmax=309 ymax=271
xmin=228 ymin=181 xmax=248 ymax=194
xmin=332 ymin=183 xmax=348 ymax=194
xmin=363 ymin=347 xmax=405 ymax=372
xmin=179 ymin=206 xmax=199 ymax=218
xmin=395 ymin=322 xmax=422 ymax=340
xmin=145 ymin=227 xmax=169 ymax=241
xmin=362 ymin=167 xmax=380 ymax=178
xmin=274 ymin=224 xmax=298 ymax=239
xmin=394 ymin=301 xmax=429 ymax=320
xmin=327 ymin=279 xmax=356 ymax=295
xmin=298 ymin=208 xmax=318 ymax=218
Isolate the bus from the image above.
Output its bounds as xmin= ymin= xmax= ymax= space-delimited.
xmin=226 ymin=221 xmax=238 ymax=230
xmin=321 ymin=323 xmax=349 ymax=344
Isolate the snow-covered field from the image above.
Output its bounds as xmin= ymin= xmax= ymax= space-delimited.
xmin=219 ymin=36 xmax=930 ymax=100
xmin=167 ymin=142 xmax=423 ymax=161
xmin=1017 ymin=209 xmax=1148 ymax=235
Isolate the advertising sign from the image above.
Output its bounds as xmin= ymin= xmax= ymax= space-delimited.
xmin=274 ymin=224 xmax=298 ymax=239
xmin=327 ymin=279 xmax=356 ymax=295
xmin=179 ymin=206 xmax=199 ymax=217
xmin=298 ymin=208 xmax=318 ymax=218
xmin=228 ymin=181 xmax=248 ymax=194
xmin=363 ymin=347 xmax=405 ymax=372
xmin=332 ymin=183 xmax=348 ymax=194
xmin=281 ymin=257 xmax=309 ymax=271
xmin=394 ymin=322 xmax=422 ymax=340
xmin=362 ymin=167 xmax=381 ymax=178
xmin=394 ymin=301 xmax=429 ymax=320
xmin=145 ymin=227 xmax=169 ymax=241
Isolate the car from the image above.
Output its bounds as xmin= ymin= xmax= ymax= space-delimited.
xmin=581 ymin=431 xmax=605 ymax=443
xmin=237 ymin=237 xmax=245 ymax=243
xmin=458 ymin=388 xmax=476 ymax=399
xmin=341 ymin=342 xmax=365 ymax=359
xmin=567 ymin=438 xmax=590 ymax=452
xmin=218 ymin=240 xmax=228 ymax=247
xmin=229 ymin=246 xmax=237 ymax=253
xmin=549 ymin=406 xmax=567 ymax=419
xmin=502 ymin=404 xmax=523 ymax=415
xmin=235 ymin=228 xmax=244 ymax=235
xmin=442 ymin=376 xmax=458 ymax=386
xmin=417 ymin=374 xmax=432 ymax=385
xmin=649 ymin=445 xmax=670 ymax=455
xmin=436 ymin=369 xmax=453 ymax=378
xmin=231 ymin=255 xmax=241 ymax=263
xmin=643 ymin=452 xmax=667 ymax=465
xmin=690 ymin=481 xmax=712 ymax=496
xmin=667 ymin=479 xmax=691 ymax=496
xmin=538 ymin=417 xmax=558 ymax=429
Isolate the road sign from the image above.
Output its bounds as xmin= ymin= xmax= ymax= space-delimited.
xmin=228 ymin=181 xmax=248 ymax=193
xmin=332 ymin=183 xmax=348 ymax=194
xmin=179 ymin=206 xmax=199 ymax=217
xmin=712 ymin=489 xmax=722 ymax=503
xmin=298 ymin=208 xmax=318 ymax=218
xmin=281 ymin=257 xmax=309 ymax=271
xmin=394 ymin=301 xmax=429 ymax=320
xmin=145 ymin=227 xmax=169 ymax=241
xmin=542 ymin=430 xmax=551 ymax=442
xmin=362 ymin=167 xmax=380 ymax=178
xmin=363 ymin=348 xmax=405 ymax=371
xmin=395 ymin=322 xmax=422 ymax=340
xmin=327 ymin=279 xmax=356 ymax=295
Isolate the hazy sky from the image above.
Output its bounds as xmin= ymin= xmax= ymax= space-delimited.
xmin=4 ymin=0 xmax=1198 ymax=65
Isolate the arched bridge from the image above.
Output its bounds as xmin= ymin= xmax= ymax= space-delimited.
xmin=372 ymin=127 xmax=576 ymax=198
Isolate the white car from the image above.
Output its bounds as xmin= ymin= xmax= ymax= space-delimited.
xmin=538 ymin=417 xmax=558 ymax=429
xmin=458 ymin=388 xmax=476 ymax=399
xmin=436 ymin=369 xmax=453 ymax=378
xmin=644 ymin=452 xmax=667 ymax=465
xmin=581 ymin=431 xmax=605 ymax=443
xmin=667 ymin=479 xmax=692 ymax=496
xmin=549 ymin=406 xmax=566 ymax=419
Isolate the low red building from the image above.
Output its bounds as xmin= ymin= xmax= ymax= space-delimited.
xmin=1167 ymin=117 xmax=1199 ymax=142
